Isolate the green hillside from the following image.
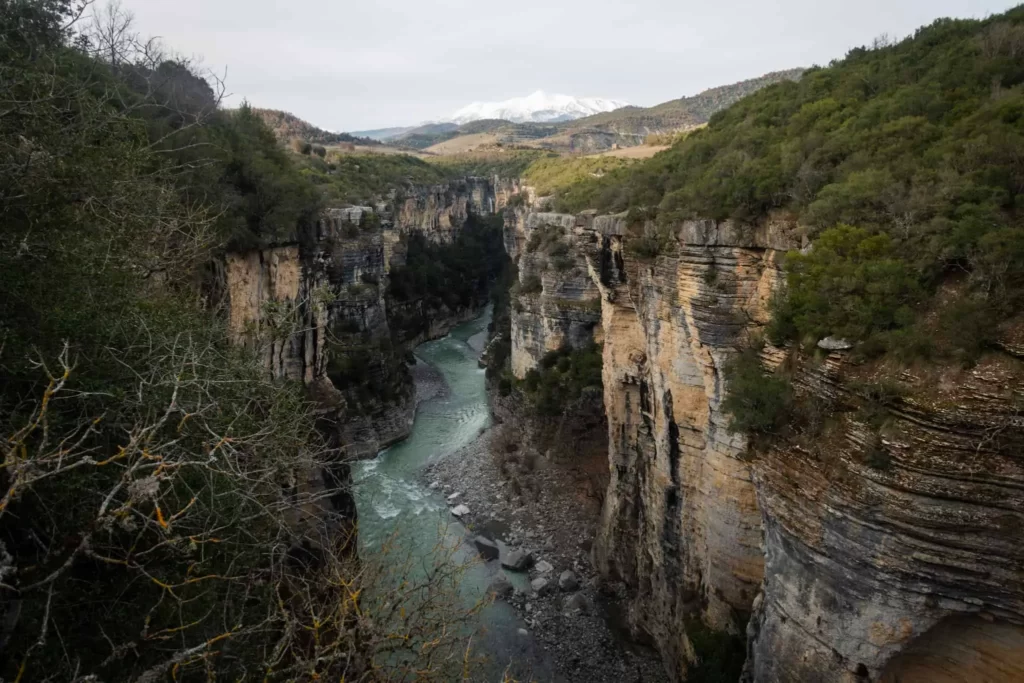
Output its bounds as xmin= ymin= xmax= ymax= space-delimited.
xmin=563 ymin=68 xmax=805 ymax=135
xmin=554 ymin=7 xmax=1024 ymax=360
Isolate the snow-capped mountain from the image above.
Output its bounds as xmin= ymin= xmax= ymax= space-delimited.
xmin=448 ymin=91 xmax=628 ymax=124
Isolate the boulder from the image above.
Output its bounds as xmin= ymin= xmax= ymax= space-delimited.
xmin=563 ymin=592 xmax=589 ymax=614
xmin=488 ymin=575 xmax=514 ymax=599
xmin=558 ymin=570 xmax=578 ymax=592
xmin=534 ymin=560 xmax=554 ymax=574
xmin=446 ymin=491 xmax=461 ymax=503
xmin=450 ymin=504 xmax=470 ymax=517
xmin=473 ymin=535 xmax=499 ymax=560
xmin=501 ymin=549 xmax=534 ymax=571
xmin=530 ymin=577 xmax=552 ymax=595
xmin=817 ymin=336 xmax=854 ymax=351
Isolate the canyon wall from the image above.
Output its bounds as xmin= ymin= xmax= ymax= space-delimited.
xmin=503 ymin=206 xmax=1024 ymax=681
xmin=224 ymin=178 xmax=509 ymax=458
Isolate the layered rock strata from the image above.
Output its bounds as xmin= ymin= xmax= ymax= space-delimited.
xmin=502 ymin=207 xmax=1024 ymax=682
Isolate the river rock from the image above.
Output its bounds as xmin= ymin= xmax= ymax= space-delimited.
xmin=450 ymin=504 xmax=470 ymax=517
xmin=473 ymin=535 xmax=499 ymax=560
xmin=558 ymin=570 xmax=579 ymax=591
xmin=488 ymin=575 xmax=514 ymax=599
xmin=817 ymin=336 xmax=854 ymax=351
xmin=563 ymin=592 xmax=589 ymax=614
xmin=534 ymin=560 xmax=554 ymax=574
xmin=530 ymin=577 xmax=552 ymax=596
xmin=446 ymin=491 xmax=461 ymax=503
xmin=501 ymin=549 xmax=534 ymax=571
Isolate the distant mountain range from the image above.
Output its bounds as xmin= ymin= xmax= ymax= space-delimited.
xmin=282 ymin=69 xmax=806 ymax=155
xmin=347 ymin=69 xmax=805 ymax=153
xmin=448 ymin=91 xmax=628 ymax=124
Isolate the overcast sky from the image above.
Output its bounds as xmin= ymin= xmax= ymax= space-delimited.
xmin=122 ymin=0 xmax=1018 ymax=132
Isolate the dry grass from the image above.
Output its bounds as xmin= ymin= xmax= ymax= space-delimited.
xmin=592 ymin=145 xmax=670 ymax=159
xmin=423 ymin=132 xmax=501 ymax=155
xmin=326 ymin=143 xmax=429 ymax=158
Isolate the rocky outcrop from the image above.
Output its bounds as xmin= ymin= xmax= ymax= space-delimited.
xmin=506 ymin=211 xmax=603 ymax=378
xmin=501 ymin=206 xmax=1024 ymax=682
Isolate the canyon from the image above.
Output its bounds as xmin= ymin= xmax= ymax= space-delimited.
xmin=219 ymin=172 xmax=1024 ymax=681
xmin=221 ymin=177 xmax=520 ymax=457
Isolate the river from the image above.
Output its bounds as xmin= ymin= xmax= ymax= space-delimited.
xmin=352 ymin=308 xmax=558 ymax=681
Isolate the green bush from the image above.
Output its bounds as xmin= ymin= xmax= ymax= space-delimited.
xmin=774 ymin=225 xmax=922 ymax=343
xmin=721 ymin=348 xmax=794 ymax=435
xmin=520 ymin=273 xmax=543 ymax=294
xmin=685 ymin=619 xmax=747 ymax=683
xmin=519 ymin=344 xmax=603 ymax=417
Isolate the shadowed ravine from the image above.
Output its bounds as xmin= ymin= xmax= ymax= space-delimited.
xmin=352 ymin=308 xmax=558 ymax=680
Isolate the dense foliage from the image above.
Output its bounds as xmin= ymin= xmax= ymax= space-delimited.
xmin=428 ymin=148 xmax=554 ymax=178
xmin=721 ymin=348 xmax=794 ymax=435
xmin=555 ymin=8 xmax=1024 ymax=356
xmin=520 ymin=344 xmax=604 ymax=417
xmin=522 ymin=154 xmax=633 ymax=196
xmin=296 ymin=151 xmax=449 ymax=205
xmin=388 ymin=214 xmax=508 ymax=338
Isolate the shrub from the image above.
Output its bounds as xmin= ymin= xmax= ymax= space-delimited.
xmin=290 ymin=136 xmax=312 ymax=154
xmin=551 ymin=254 xmax=575 ymax=271
xmin=520 ymin=273 xmax=543 ymax=294
xmin=685 ymin=619 xmax=747 ymax=683
xmin=626 ymin=235 xmax=662 ymax=259
xmin=777 ymin=225 xmax=922 ymax=344
xmin=519 ymin=344 xmax=603 ymax=417
xmin=311 ymin=143 xmax=327 ymax=157
xmin=722 ymin=347 xmax=794 ymax=435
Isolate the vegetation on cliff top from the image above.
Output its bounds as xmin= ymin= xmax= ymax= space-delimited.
xmin=428 ymin=148 xmax=554 ymax=178
xmin=556 ymin=7 xmax=1024 ymax=361
xmin=521 ymin=155 xmax=634 ymax=196
xmin=295 ymin=150 xmax=449 ymax=205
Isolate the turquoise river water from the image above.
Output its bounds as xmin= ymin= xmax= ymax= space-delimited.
xmin=352 ymin=309 xmax=558 ymax=681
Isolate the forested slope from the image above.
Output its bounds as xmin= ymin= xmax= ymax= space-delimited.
xmin=554 ymin=8 xmax=1024 ymax=361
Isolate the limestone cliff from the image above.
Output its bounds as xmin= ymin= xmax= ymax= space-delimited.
xmin=501 ymin=206 xmax=1024 ymax=681
xmin=747 ymin=346 xmax=1024 ymax=683
xmin=506 ymin=210 xmax=603 ymax=378
xmin=223 ymin=178 xmax=511 ymax=458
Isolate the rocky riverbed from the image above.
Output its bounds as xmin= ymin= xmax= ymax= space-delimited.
xmin=423 ymin=426 xmax=669 ymax=683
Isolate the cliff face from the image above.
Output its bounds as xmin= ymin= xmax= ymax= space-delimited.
xmin=506 ymin=211 xmax=603 ymax=379
xmin=224 ymin=179 xmax=508 ymax=457
xmin=748 ymin=348 xmax=1024 ymax=683
xmin=502 ymin=207 xmax=1024 ymax=681
xmin=588 ymin=217 xmax=789 ymax=678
